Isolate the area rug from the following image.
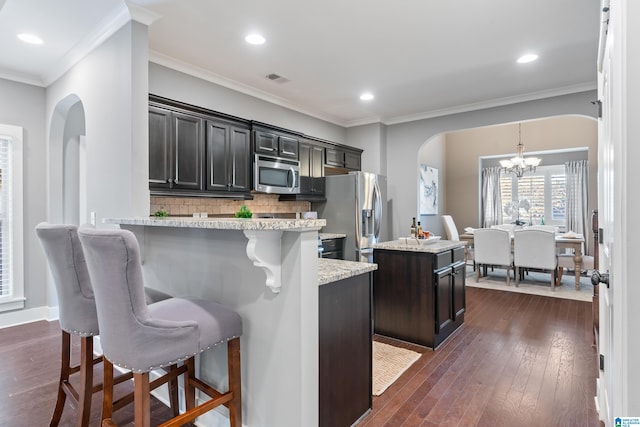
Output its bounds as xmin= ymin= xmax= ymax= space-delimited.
xmin=465 ymin=265 xmax=593 ymax=302
xmin=372 ymin=341 xmax=421 ymax=396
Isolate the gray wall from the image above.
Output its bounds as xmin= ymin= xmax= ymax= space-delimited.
xmin=0 ymin=79 xmax=47 ymax=312
xmin=381 ymin=91 xmax=598 ymax=240
xmin=149 ymin=63 xmax=347 ymax=144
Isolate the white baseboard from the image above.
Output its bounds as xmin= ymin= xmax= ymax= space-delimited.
xmin=0 ymin=305 xmax=59 ymax=329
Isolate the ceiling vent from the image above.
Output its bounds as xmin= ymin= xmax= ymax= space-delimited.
xmin=265 ymin=73 xmax=290 ymax=84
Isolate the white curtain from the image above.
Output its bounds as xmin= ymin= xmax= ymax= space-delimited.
xmin=481 ymin=167 xmax=502 ymax=227
xmin=565 ymin=160 xmax=589 ymax=254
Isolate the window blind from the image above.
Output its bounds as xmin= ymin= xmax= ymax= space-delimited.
xmin=0 ymin=136 xmax=11 ymax=297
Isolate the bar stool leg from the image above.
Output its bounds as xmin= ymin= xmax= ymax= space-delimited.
xmin=134 ymin=372 xmax=151 ymax=427
xmin=101 ymin=358 xmax=114 ymax=423
xmin=227 ymin=338 xmax=242 ymax=427
xmin=185 ymin=357 xmax=196 ymax=411
xmin=49 ymin=331 xmax=71 ymax=427
xmin=77 ymin=337 xmax=94 ymax=427
xmin=168 ymin=364 xmax=180 ymax=417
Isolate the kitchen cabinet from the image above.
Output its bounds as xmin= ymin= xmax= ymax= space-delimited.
xmin=319 ymin=273 xmax=372 ymax=427
xmin=325 ymin=146 xmax=362 ymax=172
xmin=298 ymin=139 xmax=325 ymax=198
xmin=320 ymin=237 xmax=344 ymax=260
xmin=149 ymin=95 xmax=252 ymax=198
xmin=205 ymin=119 xmax=251 ymax=193
xmin=149 ymin=104 xmax=204 ymax=191
xmin=373 ymin=245 xmax=466 ymax=349
xmin=253 ymin=126 xmax=299 ymax=160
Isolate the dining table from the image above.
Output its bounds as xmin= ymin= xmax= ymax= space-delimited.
xmin=459 ymin=231 xmax=586 ymax=290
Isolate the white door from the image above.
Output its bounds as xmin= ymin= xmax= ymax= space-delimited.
xmin=596 ymin=21 xmax=614 ymax=422
xmin=597 ymin=0 xmax=640 ymax=422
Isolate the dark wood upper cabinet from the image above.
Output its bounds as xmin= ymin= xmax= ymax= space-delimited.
xmin=148 ymin=105 xmax=203 ymax=191
xmin=149 ymin=106 xmax=172 ymax=189
xmin=205 ymin=120 xmax=251 ymax=193
xmin=325 ymin=146 xmax=362 ymax=171
xmin=253 ymin=128 xmax=299 ymax=160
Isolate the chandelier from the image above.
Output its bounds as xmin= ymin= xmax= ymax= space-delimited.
xmin=499 ymin=123 xmax=541 ymax=178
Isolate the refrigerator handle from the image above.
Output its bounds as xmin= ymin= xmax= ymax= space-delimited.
xmin=373 ymin=178 xmax=382 ymax=240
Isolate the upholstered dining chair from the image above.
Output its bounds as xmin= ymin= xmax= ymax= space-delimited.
xmin=35 ymin=223 xmax=176 ymax=427
xmin=77 ymin=225 xmax=243 ymax=427
xmin=474 ymin=228 xmax=514 ymax=285
xmin=513 ymin=229 xmax=558 ymax=289
xmin=442 ymin=214 xmax=475 ymax=266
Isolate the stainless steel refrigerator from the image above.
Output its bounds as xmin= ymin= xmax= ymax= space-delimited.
xmin=314 ymin=171 xmax=388 ymax=262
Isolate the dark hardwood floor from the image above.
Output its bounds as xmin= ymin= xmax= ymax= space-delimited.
xmin=361 ymin=287 xmax=602 ymax=427
xmin=0 ymin=320 xmax=182 ymax=427
xmin=1 ymin=287 xmax=601 ymax=427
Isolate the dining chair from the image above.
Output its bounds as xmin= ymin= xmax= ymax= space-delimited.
xmin=78 ymin=225 xmax=243 ymax=427
xmin=442 ymin=214 xmax=475 ymax=267
xmin=473 ymin=228 xmax=514 ymax=285
xmin=35 ymin=223 xmax=177 ymax=427
xmin=527 ymin=225 xmax=559 ymax=233
xmin=513 ymin=229 xmax=558 ymax=289
xmin=490 ymin=224 xmax=516 ymax=234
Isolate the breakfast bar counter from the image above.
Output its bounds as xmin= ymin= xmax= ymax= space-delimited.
xmin=106 ymin=216 xmax=325 ymax=426
xmin=103 ymin=217 xmax=375 ymax=427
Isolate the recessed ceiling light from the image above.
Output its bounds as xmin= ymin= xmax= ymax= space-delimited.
xmin=245 ymin=33 xmax=265 ymax=45
xmin=360 ymin=92 xmax=374 ymax=101
xmin=17 ymin=33 xmax=43 ymax=45
xmin=517 ymin=54 xmax=538 ymax=64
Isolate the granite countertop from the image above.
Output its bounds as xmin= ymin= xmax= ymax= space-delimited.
xmin=104 ymin=217 xmax=326 ymax=231
xmin=318 ymin=258 xmax=377 ymax=285
xmin=372 ymin=239 xmax=465 ymax=253
xmin=318 ymin=233 xmax=347 ymax=240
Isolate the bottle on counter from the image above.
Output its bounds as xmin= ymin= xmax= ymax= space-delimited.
xmin=410 ymin=217 xmax=417 ymax=237
xmin=540 ymin=215 xmax=545 ymax=225
xmin=417 ymin=221 xmax=423 ymax=238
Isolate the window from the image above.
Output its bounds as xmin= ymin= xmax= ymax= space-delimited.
xmin=0 ymin=125 xmax=24 ymax=312
xmin=500 ymin=165 xmax=566 ymax=228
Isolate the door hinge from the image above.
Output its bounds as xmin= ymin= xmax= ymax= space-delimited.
xmin=599 ymin=227 xmax=604 ymax=244
xmin=600 ymin=354 xmax=605 ymax=371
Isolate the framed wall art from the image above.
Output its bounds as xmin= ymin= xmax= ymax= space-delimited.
xmin=420 ymin=164 xmax=438 ymax=215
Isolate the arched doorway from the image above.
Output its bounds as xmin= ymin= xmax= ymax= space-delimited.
xmin=48 ymin=95 xmax=86 ymax=225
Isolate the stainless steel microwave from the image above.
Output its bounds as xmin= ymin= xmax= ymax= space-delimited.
xmin=253 ymin=154 xmax=300 ymax=194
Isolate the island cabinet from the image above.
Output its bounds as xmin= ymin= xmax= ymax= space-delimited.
xmin=373 ymin=242 xmax=466 ymax=349
xmin=319 ymin=262 xmax=373 ymax=427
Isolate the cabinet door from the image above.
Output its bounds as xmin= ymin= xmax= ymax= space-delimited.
xmin=253 ymin=130 xmax=278 ymax=155
xmin=310 ymin=145 xmax=324 ymax=178
xmin=434 ymin=268 xmax=454 ymax=333
xmin=205 ymin=121 xmax=229 ymax=191
xmin=319 ymin=274 xmax=372 ymax=427
xmin=325 ymin=147 xmax=344 ymax=167
xmin=278 ymin=135 xmax=299 ymax=159
xmin=344 ymin=150 xmax=361 ymax=170
xmin=228 ymin=126 xmax=251 ymax=192
xmin=299 ymin=142 xmax=311 ymax=176
xmin=452 ymin=262 xmax=466 ymax=319
xmin=149 ymin=106 xmax=172 ymax=188
xmin=172 ymin=111 xmax=204 ymax=190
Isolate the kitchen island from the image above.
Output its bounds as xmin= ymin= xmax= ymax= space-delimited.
xmin=104 ymin=217 xmax=374 ymax=427
xmin=372 ymin=239 xmax=467 ymax=349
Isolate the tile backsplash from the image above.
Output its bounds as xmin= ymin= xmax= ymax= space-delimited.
xmin=150 ymin=194 xmax=311 ymax=217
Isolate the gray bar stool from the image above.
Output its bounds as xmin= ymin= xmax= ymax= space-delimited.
xmin=35 ymin=223 xmax=176 ymax=426
xmin=77 ymin=226 xmax=243 ymax=427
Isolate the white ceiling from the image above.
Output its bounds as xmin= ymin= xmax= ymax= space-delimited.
xmin=0 ymin=0 xmax=600 ymax=127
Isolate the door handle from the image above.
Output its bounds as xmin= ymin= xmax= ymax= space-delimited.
xmin=591 ymin=270 xmax=610 ymax=288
